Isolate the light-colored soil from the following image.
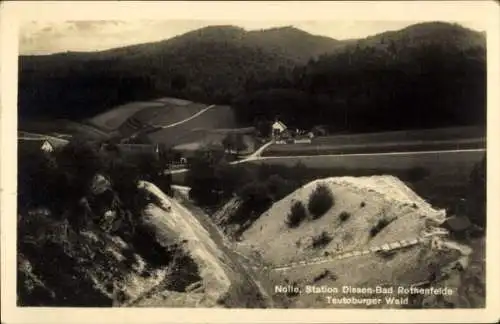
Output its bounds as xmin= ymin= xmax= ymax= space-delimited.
xmin=267 ymin=244 xmax=461 ymax=308
xmin=137 ymin=181 xmax=231 ymax=306
xmin=238 ymin=175 xmax=475 ymax=308
xmin=241 ymin=175 xmax=445 ymax=265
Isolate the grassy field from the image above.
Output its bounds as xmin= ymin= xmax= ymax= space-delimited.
xmin=262 ymin=126 xmax=486 ymax=157
xmin=20 ymin=99 xmax=240 ymax=147
xmin=172 ymin=129 xmax=256 ymax=155
xmin=87 ymin=97 xmax=206 ymax=131
xmin=88 ymin=101 xmax=167 ymax=131
xmin=147 ymin=105 xmax=238 ymax=147
xmin=18 ymin=119 xmax=110 ymax=141
xmin=117 ymin=102 xmax=208 ymax=138
xmin=248 ymin=150 xmax=484 ymax=185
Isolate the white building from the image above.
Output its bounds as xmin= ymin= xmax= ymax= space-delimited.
xmin=272 ymin=120 xmax=287 ymax=137
xmin=40 ymin=140 xmax=55 ymax=153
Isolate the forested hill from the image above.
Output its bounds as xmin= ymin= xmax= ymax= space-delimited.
xmin=19 ymin=22 xmax=486 ymax=133
xmin=234 ymin=22 xmax=486 ymax=132
xmin=19 ymin=25 xmax=341 ymax=119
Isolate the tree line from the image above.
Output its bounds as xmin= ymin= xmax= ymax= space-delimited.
xmin=19 ymin=22 xmax=486 ymax=135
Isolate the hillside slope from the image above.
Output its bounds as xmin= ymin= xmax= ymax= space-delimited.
xmin=146 ymin=105 xmax=238 ymax=146
xmin=237 ymin=175 xmax=478 ymax=308
xmin=19 ymin=25 xmax=340 ymax=120
xmin=17 ymin=141 xmax=266 ymax=307
xmin=241 ymin=175 xmax=446 ymax=265
xmin=19 ymin=22 xmax=485 ymax=133
xmin=233 ymin=22 xmax=486 ymax=131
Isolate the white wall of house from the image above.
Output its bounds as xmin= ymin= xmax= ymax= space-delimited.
xmin=41 ymin=141 xmax=54 ymax=153
xmin=272 ymin=121 xmax=287 ymax=134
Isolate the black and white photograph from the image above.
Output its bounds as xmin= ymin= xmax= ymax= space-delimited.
xmin=1 ymin=1 xmax=498 ymax=323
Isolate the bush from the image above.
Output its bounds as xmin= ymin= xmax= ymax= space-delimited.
xmin=286 ymin=201 xmax=307 ymax=228
xmin=313 ymin=269 xmax=331 ymax=282
xmin=307 ymin=184 xmax=334 ymax=219
xmin=360 ymin=201 xmax=366 ymax=208
xmin=370 ymin=218 xmax=391 ymax=237
xmin=311 ymin=231 xmax=332 ymax=249
xmin=339 ymin=211 xmax=351 ymax=222
xmin=376 ymin=250 xmax=398 ymax=260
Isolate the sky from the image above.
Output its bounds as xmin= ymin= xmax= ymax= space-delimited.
xmin=19 ymin=20 xmax=487 ymax=55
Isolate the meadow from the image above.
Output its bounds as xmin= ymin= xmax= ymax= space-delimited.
xmin=146 ymin=105 xmax=238 ymax=146
xmin=262 ymin=126 xmax=486 ymax=157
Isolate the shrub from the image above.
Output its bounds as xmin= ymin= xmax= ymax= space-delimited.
xmin=370 ymin=218 xmax=391 ymax=237
xmin=376 ymin=250 xmax=398 ymax=260
xmin=313 ymin=269 xmax=331 ymax=282
xmin=286 ymin=201 xmax=307 ymax=228
xmin=311 ymin=231 xmax=332 ymax=249
xmin=339 ymin=211 xmax=351 ymax=222
xmin=307 ymin=184 xmax=334 ymax=219
xmin=360 ymin=201 xmax=366 ymax=208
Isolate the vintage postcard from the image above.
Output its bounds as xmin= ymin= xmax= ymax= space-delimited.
xmin=1 ymin=1 xmax=499 ymax=323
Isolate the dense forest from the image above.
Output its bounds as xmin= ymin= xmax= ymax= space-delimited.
xmin=19 ymin=22 xmax=486 ymax=133
xmin=233 ymin=22 xmax=486 ymax=132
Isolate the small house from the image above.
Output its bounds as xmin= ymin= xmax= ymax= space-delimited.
xmin=272 ymin=120 xmax=287 ymax=137
xmin=41 ymin=140 xmax=55 ymax=153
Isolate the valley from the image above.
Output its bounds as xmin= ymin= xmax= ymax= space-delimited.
xmin=15 ymin=20 xmax=487 ymax=309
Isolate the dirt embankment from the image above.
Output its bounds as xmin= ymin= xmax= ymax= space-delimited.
xmin=132 ymin=181 xmax=232 ymax=307
xmin=137 ymin=182 xmax=271 ymax=308
xmin=230 ymin=175 xmax=477 ymax=308
xmin=17 ymin=175 xmax=206 ymax=307
xmin=240 ymin=175 xmax=445 ymax=265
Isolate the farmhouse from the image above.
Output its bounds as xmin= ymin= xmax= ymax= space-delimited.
xmin=272 ymin=120 xmax=287 ymax=137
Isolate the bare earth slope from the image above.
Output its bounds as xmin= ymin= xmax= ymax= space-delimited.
xmin=133 ymin=181 xmax=267 ymax=307
xmin=241 ymin=175 xmax=446 ymax=265
xmin=237 ymin=175 xmax=475 ymax=308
